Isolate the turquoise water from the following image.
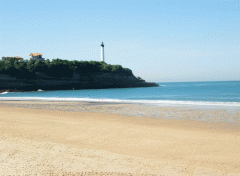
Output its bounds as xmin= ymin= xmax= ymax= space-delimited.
xmin=1 ymin=81 xmax=240 ymax=107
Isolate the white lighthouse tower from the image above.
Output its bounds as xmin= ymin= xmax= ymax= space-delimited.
xmin=100 ymin=42 xmax=104 ymax=62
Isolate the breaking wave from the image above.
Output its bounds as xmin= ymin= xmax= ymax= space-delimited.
xmin=0 ymin=97 xmax=239 ymax=107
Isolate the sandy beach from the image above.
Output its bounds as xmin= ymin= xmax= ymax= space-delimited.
xmin=0 ymin=101 xmax=240 ymax=175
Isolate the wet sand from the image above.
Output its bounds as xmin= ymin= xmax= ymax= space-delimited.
xmin=0 ymin=101 xmax=240 ymax=175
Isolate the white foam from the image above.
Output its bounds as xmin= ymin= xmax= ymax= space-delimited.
xmin=0 ymin=97 xmax=239 ymax=107
xmin=0 ymin=91 xmax=9 ymax=94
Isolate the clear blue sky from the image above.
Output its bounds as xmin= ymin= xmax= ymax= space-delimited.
xmin=0 ymin=0 xmax=239 ymax=82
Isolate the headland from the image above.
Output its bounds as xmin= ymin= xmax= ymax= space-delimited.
xmin=0 ymin=59 xmax=159 ymax=92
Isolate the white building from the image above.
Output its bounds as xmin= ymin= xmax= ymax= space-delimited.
xmin=2 ymin=56 xmax=23 ymax=62
xmin=100 ymin=42 xmax=105 ymax=62
xmin=30 ymin=53 xmax=45 ymax=62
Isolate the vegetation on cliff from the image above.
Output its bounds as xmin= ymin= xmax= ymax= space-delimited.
xmin=0 ymin=58 xmax=133 ymax=79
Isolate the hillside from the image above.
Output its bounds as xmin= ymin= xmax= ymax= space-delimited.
xmin=0 ymin=58 xmax=159 ymax=92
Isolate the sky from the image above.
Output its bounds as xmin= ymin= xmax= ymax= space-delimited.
xmin=0 ymin=0 xmax=239 ymax=82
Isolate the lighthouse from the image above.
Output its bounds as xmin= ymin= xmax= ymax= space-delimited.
xmin=100 ymin=42 xmax=104 ymax=62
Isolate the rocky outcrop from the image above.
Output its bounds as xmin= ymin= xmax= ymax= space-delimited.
xmin=0 ymin=73 xmax=159 ymax=92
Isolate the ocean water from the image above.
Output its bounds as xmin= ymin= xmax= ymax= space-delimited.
xmin=0 ymin=81 xmax=240 ymax=107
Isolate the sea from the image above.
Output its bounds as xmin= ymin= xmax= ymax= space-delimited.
xmin=0 ymin=81 xmax=240 ymax=108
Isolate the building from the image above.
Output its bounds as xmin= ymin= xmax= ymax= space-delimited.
xmin=2 ymin=56 xmax=23 ymax=62
xmin=30 ymin=53 xmax=45 ymax=62
xmin=100 ymin=42 xmax=105 ymax=62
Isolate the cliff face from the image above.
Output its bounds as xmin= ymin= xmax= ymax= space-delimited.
xmin=0 ymin=73 xmax=159 ymax=92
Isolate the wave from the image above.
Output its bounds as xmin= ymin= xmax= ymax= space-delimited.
xmin=0 ymin=91 xmax=9 ymax=95
xmin=0 ymin=97 xmax=239 ymax=107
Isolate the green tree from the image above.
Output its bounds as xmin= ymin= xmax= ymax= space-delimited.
xmin=111 ymin=65 xmax=123 ymax=73
xmin=0 ymin=58 xmax=133 ymax=79
xmin=0 ymin=61 xmax=6 ymax=72
xmin=101 ymin=64 xmax=112 ymax=72
xmin=27 ymin=60 xmax=36 ymax=72
xmin=13 ymin=61 xmax=30 ymax=78
xmin=34 ymin=60 xmax=47 ymax=73
xmin=4 ymin=59 xmax=15 ymax=76
xmin=48 ymin=58 xmax=73 ymax=77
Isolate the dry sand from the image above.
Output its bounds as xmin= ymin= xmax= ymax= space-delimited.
xmin=0 ymin=101 xmax=240 ymax=175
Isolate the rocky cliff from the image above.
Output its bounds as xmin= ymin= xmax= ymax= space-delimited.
xmin=0 ymin=73 xmax=159 ymax=92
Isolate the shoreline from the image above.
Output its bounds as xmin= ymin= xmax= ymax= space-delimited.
xmin=0 ymin=100 xmax=240 ymax=125
xmin=0 ymin=96 xmax=239 ymax=107
xmin=1 ymin=101 xmax=240 ymax=175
